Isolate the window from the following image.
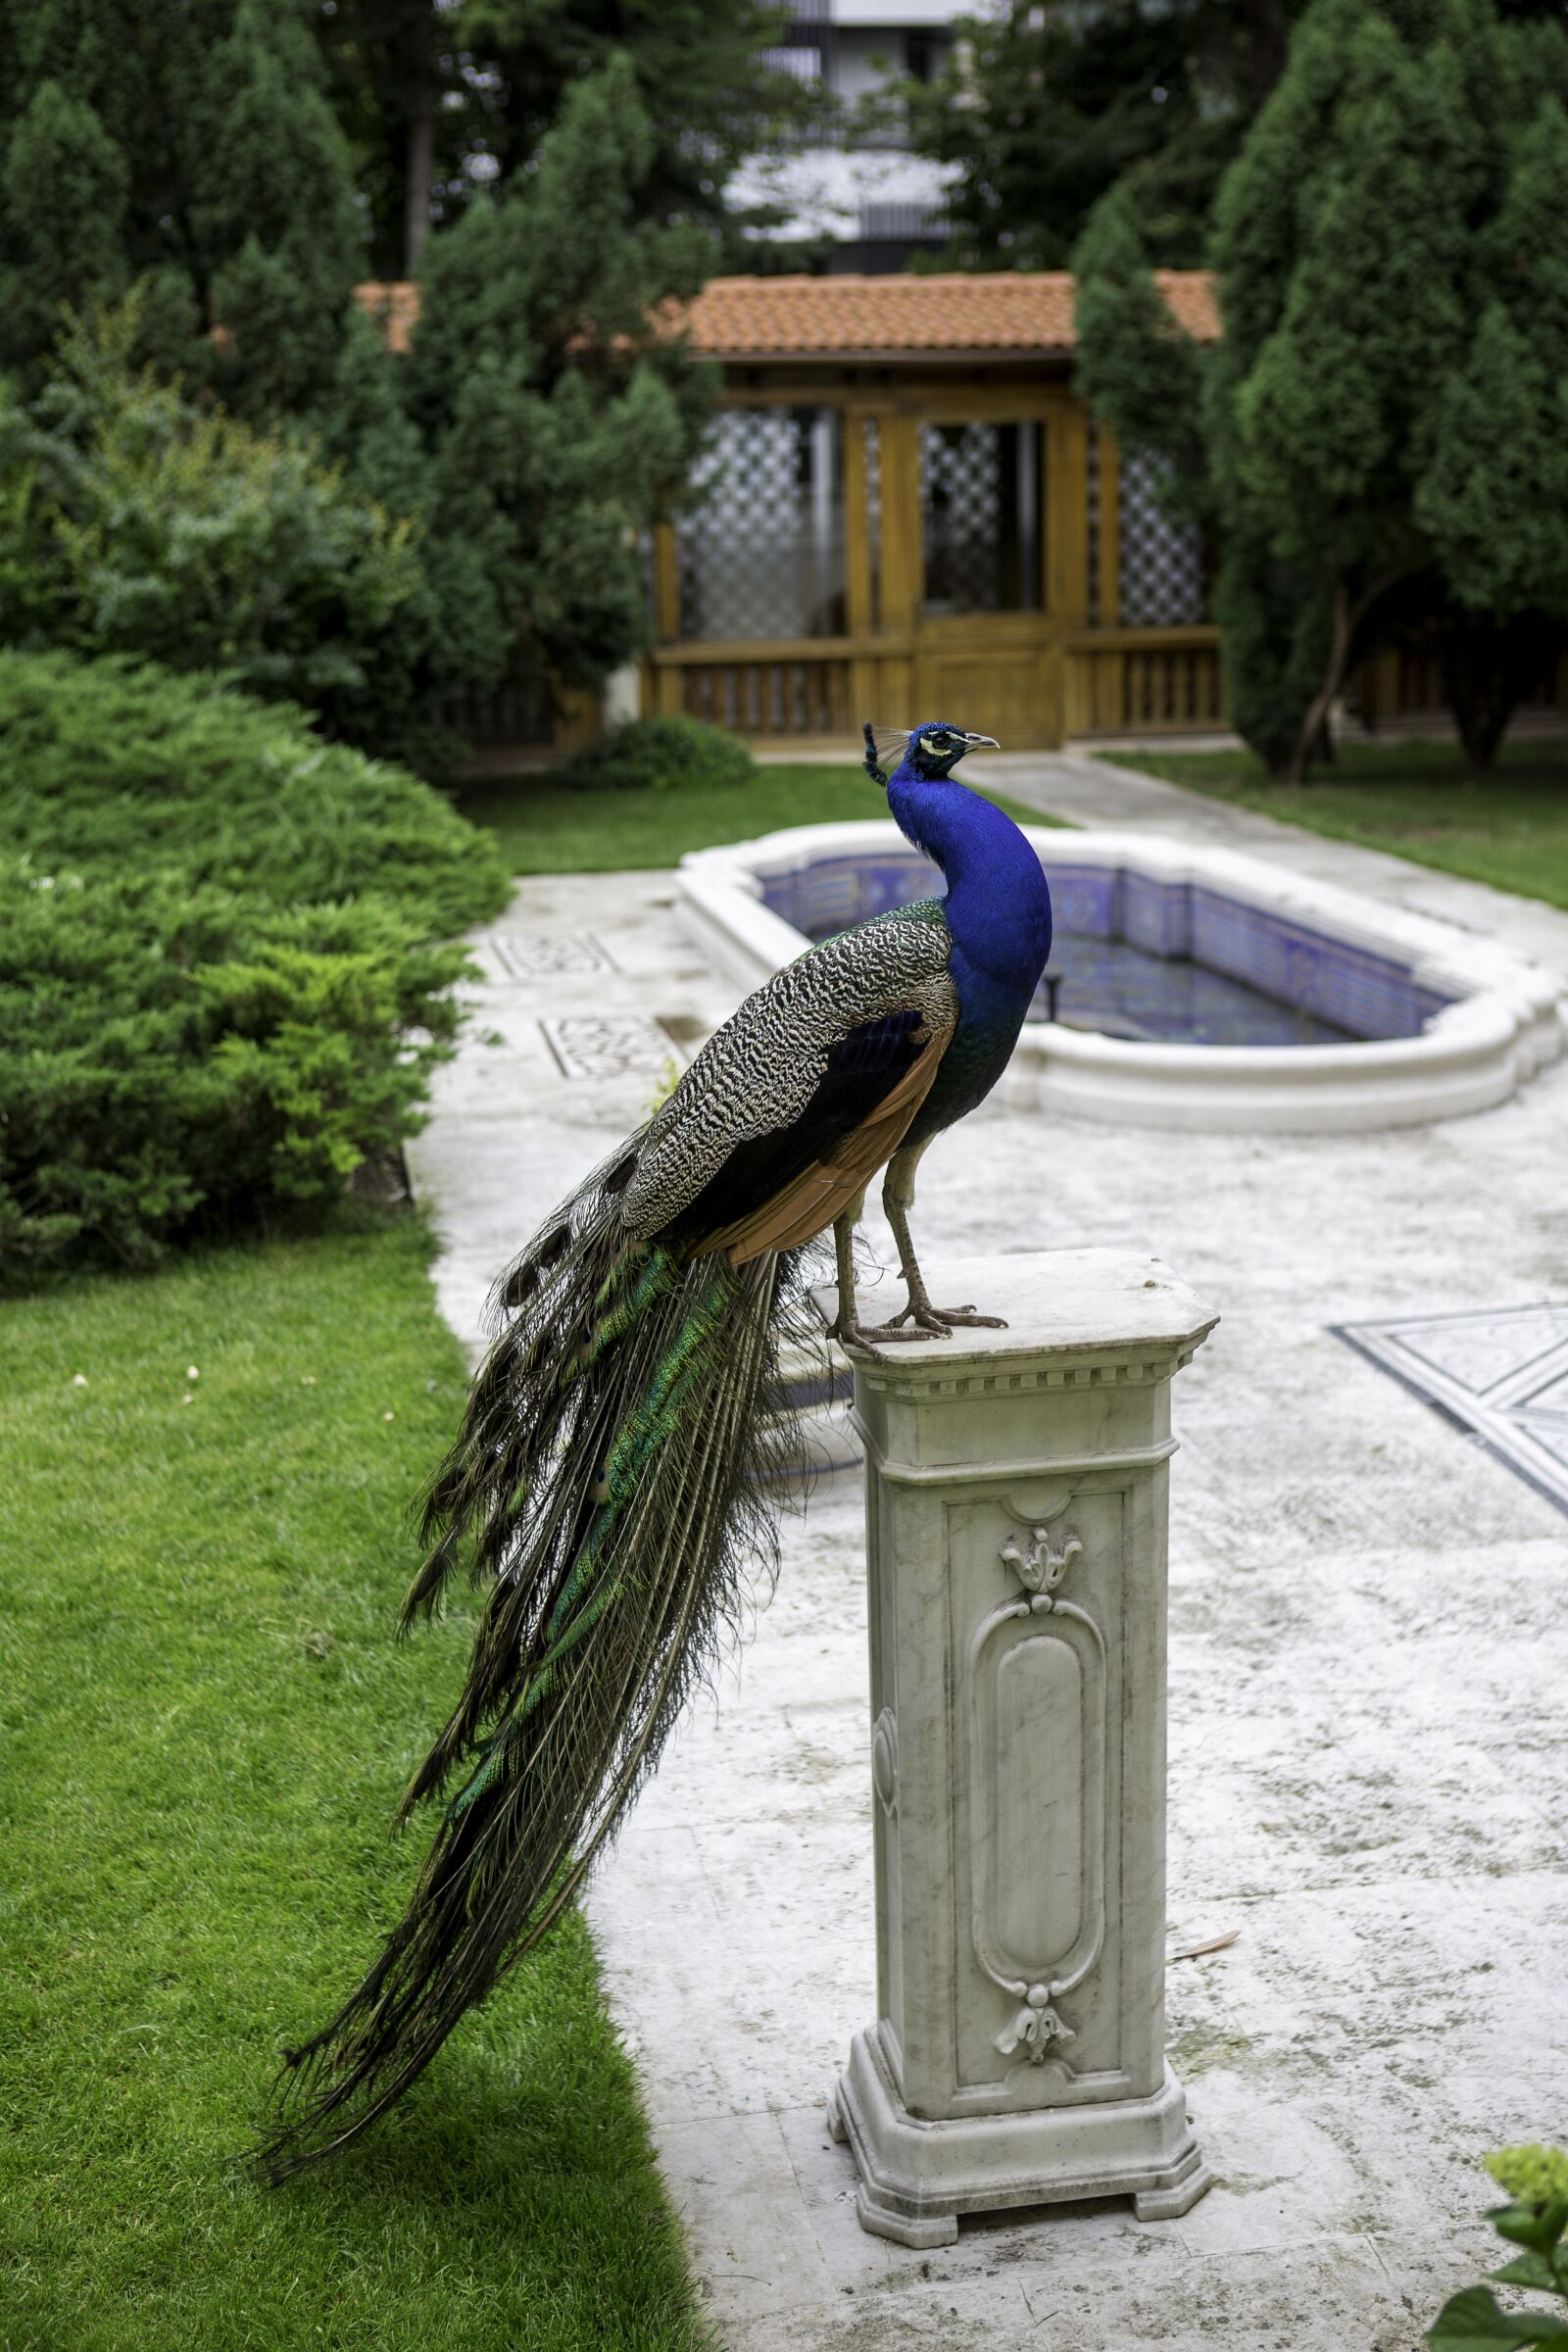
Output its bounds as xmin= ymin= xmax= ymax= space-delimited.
xmin=920 ymin=420 xmax=1044 ymax=614
xmin=676 ymin=408 xmax=847 ymax=641
xmin=1117 ymin=451 xmax=1205 ymax=625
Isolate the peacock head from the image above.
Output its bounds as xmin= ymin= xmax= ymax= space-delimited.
xmin=862 ymin=719 xmax=999 ymax=788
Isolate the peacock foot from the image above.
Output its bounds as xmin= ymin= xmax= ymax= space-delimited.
xmin=855 ymin=1298 xmax=1008 ymax=1343
xmin=825 ymin=1310 xmax=890 ymax=1358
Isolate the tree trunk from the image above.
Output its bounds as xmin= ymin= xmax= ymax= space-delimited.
xmin=1284 ymin=578 xmax=1351 ymax=784
xmin=401 ymin=10 xmax=438 ymax=276
xmin=1437 ymin=611 xmax=1564 ymax=770
xmin=1246 ymin=0 xmax=1292 ymax=105
xmin=1286 ymin=571 xmax=1397 ymax=784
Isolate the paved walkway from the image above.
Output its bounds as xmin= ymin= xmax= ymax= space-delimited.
xmin=407 ymin=761 xmax=1568 ymax=2352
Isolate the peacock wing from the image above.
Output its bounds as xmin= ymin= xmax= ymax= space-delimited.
xmin=620 ymin=907 xmax=956 ymax=1259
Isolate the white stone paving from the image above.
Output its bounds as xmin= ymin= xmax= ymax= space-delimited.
xmin=406 ymin=759 xmax=1568 ymax=2352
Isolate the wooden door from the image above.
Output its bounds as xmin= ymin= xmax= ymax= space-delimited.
xmin=873 ymin=390 xmax=1089 ymax=752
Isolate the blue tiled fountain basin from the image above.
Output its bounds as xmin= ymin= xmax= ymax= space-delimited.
xmin=760 ymin=849 xmax=1452 ymax=1049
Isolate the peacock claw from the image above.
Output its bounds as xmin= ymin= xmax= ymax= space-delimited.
xmin=854 ymin=1298 xmax=1009 ymax=1343
xmin=825 ymin=1315 xmax=887 ymax=1359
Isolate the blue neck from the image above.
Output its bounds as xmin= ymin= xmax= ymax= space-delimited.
xmin=887 ymin=766 xmax=1052 ymax=996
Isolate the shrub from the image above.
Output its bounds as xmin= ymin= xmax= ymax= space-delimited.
xmin=0 ymin=651 xmax=508 ymax=1272
xmin=1425 ymin=2145 xmax=1568 ymax=2348
xmin=549 ymin=715 xmax=755 ymax=795
xmin=0 ymin=305 xmax=424 ymax=748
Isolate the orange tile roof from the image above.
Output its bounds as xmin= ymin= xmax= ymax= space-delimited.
xmin=354 ymin=280 xmax=420 ymax=356
xmin=677 ymin=270 xmax=1218 ymax=359
xmin=355 ymin=269 xmax=1218 ymax=364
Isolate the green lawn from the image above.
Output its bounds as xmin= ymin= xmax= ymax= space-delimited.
xmin=456 ymin=759 xmax=1054 ymax=873
xmin=1105 ymin=738 xmax=1568 ymax=913
xmin=0 ymin=1223 xmax=703 ymax=2352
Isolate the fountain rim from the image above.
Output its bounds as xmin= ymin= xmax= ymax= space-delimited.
xmin=676 ymin=820 xmax=1565 ymax=1131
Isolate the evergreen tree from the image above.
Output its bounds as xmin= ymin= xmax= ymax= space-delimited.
xmin=1 ymin=83 xmax=130 ymax=359
xmin=402 ymin=54 xmax=713 ymax=712
xmin=0 ymin=302 xmax=423 ymax=742
xmin=316 ymin=0 xmax=819 ymax=280
xmin=911 ymin=1 xmax=1301 ymax=270
xmin=0 ymin=3 xmax=728 ymax=762
xmin=0 ymin=0 xmax=365 ymax=416
xmin=197 ymin=0 xmax=368 ymax=422
xmin=1071 ymin=181 xmax=1206 ymax=506
xmin=1076 ymin=0 xmax=1568 ymax=775
xmin=1412 ymin=95 xmax=1568 ymax=760
xmin=1206 ymin=1 xmax=1478 ymax=774
xmin=1072 ymin=180 xmax=1330 ymax=775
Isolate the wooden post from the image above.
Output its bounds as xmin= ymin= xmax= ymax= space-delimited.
xmin=652 ymin=521 xmax=680 ymax=643
xmin=1048 ymin=398 xmax=1091 ymax=630
xmin=1098 ymin=424 xmax=1122 ymax=631
xmin=650 ymin=518 xmax=684 ymax=718
xmin=846 ymin=414 xmax=880 ymax=728
xmin=845 ymin=415 xmax=873 ymax=638
xmin=878 ymin=414 xmax=920 ymax=641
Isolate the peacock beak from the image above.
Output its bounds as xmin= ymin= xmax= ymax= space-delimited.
xmin=963 ymin=732 xmax=1000 ymax=751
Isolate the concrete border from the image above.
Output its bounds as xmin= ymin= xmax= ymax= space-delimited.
xmin=678 ymin=820 xmax=1565 ymax=1132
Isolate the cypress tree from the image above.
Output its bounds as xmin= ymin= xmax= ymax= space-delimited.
xmin=912 ymin=1 xmax=1302 ymax=270
xmin=406 ymin=54 xmax=713 ymax=710
xmin=1072 ymin=178 xmax=1330 ymax=776
xmin=1 ymin=83 xmax=129 ymax=360
xmin=0 ymin=0 xmax=365 ymax=417
xmin=1076 ymin=0 xmax=1568 ymax=775
xmin=1413 ymin=95 xmax=1568 ymax=760
xmin=318 ymin=0 xmax=818 ymax=278
xmin=196 ymin=0 xmax=368 ymax=423
xmin=1208 ymin=0 xmax=1482 ymax=774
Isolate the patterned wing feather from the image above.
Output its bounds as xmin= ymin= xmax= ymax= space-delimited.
xmin=620 ymin=912 xmax=955 ymax=1251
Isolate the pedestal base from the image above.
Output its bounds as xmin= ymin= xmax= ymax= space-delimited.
xmin=828 ymin=2027 xmax=1214 ymax=2248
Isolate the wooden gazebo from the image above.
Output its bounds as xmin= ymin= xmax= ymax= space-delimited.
xmin=643 ymin=270 xmax=1226 ymax=751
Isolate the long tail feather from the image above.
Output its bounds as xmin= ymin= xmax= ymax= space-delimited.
xmin=260 ymin=1143 xmax=823 ymax=2180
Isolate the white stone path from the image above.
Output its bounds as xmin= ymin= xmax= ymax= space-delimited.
xmin=408 ymin=759 xmax=1568 ymax=2352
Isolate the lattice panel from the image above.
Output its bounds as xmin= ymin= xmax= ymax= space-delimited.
xmin=678 ymin=408 xmax=845 ymax=641
xmin=921 ymin=423 xmax=1004 ymax=613
xmin=1117 ymin=450 xmax=1204 ymax=626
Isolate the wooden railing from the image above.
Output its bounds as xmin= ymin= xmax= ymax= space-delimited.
xmin=1355 ymin=642 xmax=1568 ymax=729
xmin=646 ymin=626 xmax=1231 ymax=748
xmin=1064 ymin=627 xmax=1226 ymax=737
xmin=647 ymin=636 xmax=890 ymax=742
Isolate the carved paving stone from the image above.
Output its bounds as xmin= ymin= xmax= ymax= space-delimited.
xmin=487 ymin=932 xmax=615 ymax=981
xmin=540 ymin=1015 xmax=676 ymax=1082
xmin=1337 ymin=1301 xmax=1568 ymax=1516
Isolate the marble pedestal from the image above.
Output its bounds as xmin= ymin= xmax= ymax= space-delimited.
xmin=815 ymin=1250 xmax=1219 ymax=2248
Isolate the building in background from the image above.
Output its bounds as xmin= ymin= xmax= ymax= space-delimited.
xmin=644 ymin=270 xmax=1224 ymax=749
xmin=731 ymin=0 xmax=981 ymax=271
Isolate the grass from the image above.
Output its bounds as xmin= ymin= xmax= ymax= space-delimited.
xmin=1103 ymin=736 xmax=1568 ymax=913
xmin=0 ymin=1221 xmax=704 ymax=2352
xmin=455 ymin=760 xmax=1054 ymax=874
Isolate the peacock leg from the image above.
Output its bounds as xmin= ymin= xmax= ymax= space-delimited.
xmin=824 ymin=1199 xmax=888 ymax=1357
xmin=858 ymin=1141 xmax=1007 ymax=1341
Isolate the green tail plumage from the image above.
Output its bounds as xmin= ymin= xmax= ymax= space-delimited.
xmin=260 ymin=1142 xmax=821 ymax=2180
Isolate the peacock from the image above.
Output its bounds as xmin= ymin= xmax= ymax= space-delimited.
xmin=262 ymin=718 xmax=1053 ymax=2179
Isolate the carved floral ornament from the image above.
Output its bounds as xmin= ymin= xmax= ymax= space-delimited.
xmin=986 ymin=1512 xmax=1093 ymax=2067
xmin=999 ymin=1521 xmax=1082 ymax=1601
xmin=996 ymin=1988 xmax=1076 ymax=2063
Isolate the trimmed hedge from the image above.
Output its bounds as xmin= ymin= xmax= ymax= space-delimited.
xmin=549 ymin=715 xmax=755 ymax=794
xmin=0 ymin=652 xmax=508 ymax=1271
